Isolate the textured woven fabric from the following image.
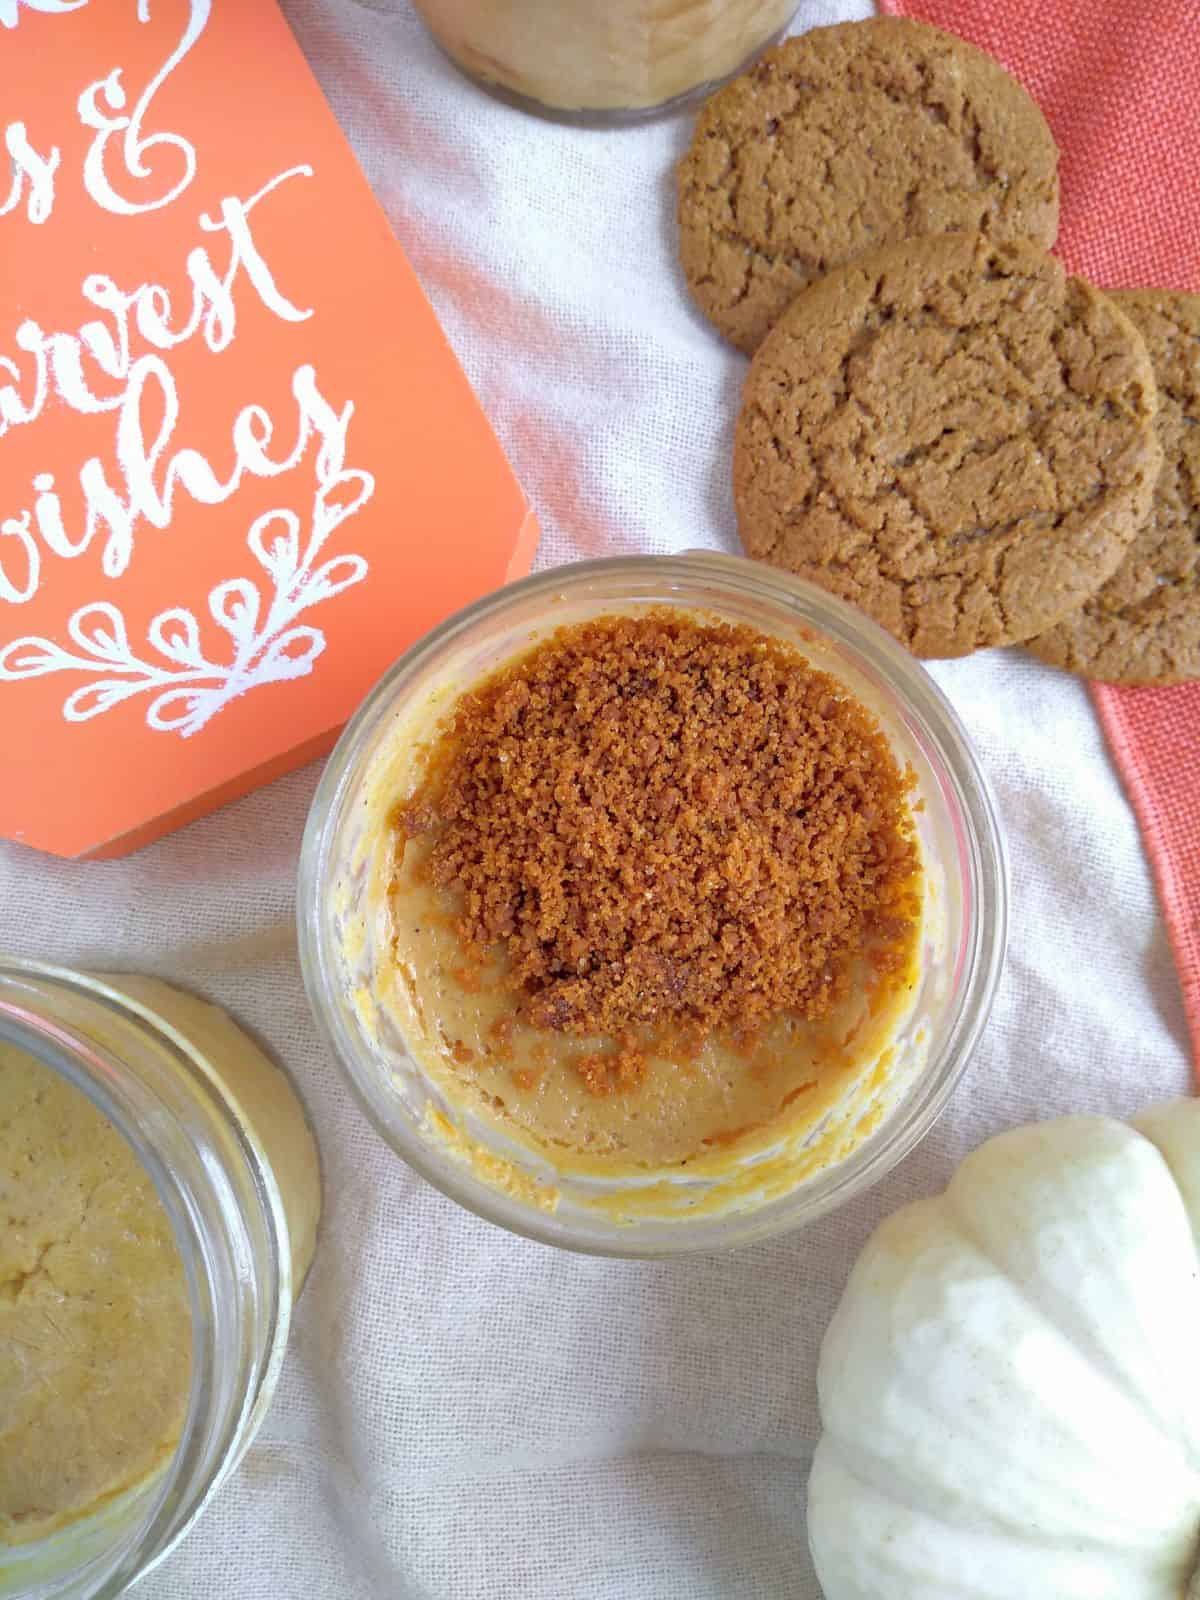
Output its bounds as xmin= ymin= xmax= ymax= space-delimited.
xmin=1095 ymin=684 xmax=1200 ymax=1077
xmin=0 ymin=2 xmax=1193 ymax=1597
xmin=877 ymin=0 xmax=1200 ymax=1070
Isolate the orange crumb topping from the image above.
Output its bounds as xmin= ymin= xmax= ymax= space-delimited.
xmin=395 ymin=612 xmax=920 ymax=1094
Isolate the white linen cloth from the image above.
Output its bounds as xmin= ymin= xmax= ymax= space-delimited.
xmin=1 ymin=2 xmax=1192 ymax=1595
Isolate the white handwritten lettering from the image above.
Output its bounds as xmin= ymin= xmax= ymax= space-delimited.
xmin=0 ymin=0 xmax=87 ymax=28
xmin=0 ymin=122 xmax=61 ymax=224
xmin=0 ymin=333 xmax=48 ymax=430
xmin=198 ymin=167 xmax=315 ymax=330
xmin=79 ymin=0 xmax=211 ymax=215
xmin=0 ymin=167 xmax=315 ymax=442
xmin=21 ymin=362 xmax=351 ymax=578
xmin=0 ymin=6 xmax=372 ymax=740
xmin=0 ymin=512 xmax=39 ymax=603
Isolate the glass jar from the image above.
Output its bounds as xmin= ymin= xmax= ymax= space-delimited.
xmin=0 ymin=962 xmax=321 ymax=1600
xmin=402 ymin=0 xmax=801 ymax=121
xmin=299 ymin=553 xmax=1008 ymax=1257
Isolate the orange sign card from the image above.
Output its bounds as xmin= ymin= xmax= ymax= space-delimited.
xmin=0 ymin=0 xmax=538 ymax=859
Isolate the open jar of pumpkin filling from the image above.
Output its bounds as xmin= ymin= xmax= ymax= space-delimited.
xmin=0 ymin=964 xmax=321 ymax=1598
xmin=300 ymin=555 xmax=1006 ymax=1255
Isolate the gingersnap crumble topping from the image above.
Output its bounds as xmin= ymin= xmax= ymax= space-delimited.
xmin=394 ymin=613 xmax=920 ymax=1092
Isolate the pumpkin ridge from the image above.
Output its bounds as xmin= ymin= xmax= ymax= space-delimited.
xmin=946 ymin=1114 xmax=1200 ymax=1474
xmin=819 ymin=1202 xmax=1188 ymax=1547
xmin=941 ymin=1157 xmax=1198 ymax=1459
xmin=808 ymin=1435 xmax=1191 ymax=1598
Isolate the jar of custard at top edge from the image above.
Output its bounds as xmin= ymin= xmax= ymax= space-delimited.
xmin=403 ymin=0 xmax=801 ymax=119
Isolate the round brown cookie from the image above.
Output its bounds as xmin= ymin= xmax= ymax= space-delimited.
xmin=678 ymin=17 xmax=1060 ymax=355
xmin=733 ymin=232 xmax=1162 ymax=658
xmin=1027 ymin=289 xmax=1200 ymax=684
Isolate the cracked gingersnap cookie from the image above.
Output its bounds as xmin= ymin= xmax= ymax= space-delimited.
xmin=677 ymin=17 xmax=1060 ymax=355
xmin=733 ymin=232 xmax=1162 ymax=658
xmin=1027 ymin=289 xmax=1200 ymax=685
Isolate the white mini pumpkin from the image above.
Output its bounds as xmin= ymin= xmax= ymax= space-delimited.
xmin=808 ymin=1099 xmax=1200 ymax=1599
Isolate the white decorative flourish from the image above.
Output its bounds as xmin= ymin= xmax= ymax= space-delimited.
xmin=0 ymin=467 xmax=373 ymax=736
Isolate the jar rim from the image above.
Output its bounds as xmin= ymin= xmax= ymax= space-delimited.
xmin=0 ymin=960 xmax=291 ymax=1599
xmin=299 ymin=553 xmax=1009 ymax=1255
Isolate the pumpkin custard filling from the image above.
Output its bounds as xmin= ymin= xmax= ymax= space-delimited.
xmin=384 ymin=612 xmax=922 ymax=1175
xmin=0 ymin=1050 xmax=190 ymax=1546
